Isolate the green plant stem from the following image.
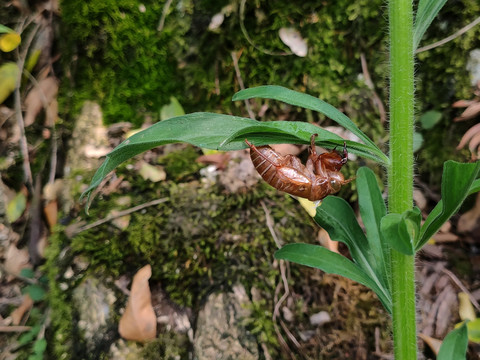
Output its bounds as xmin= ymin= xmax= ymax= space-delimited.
xmin=388 ymin=0 xmax=417 ymax=359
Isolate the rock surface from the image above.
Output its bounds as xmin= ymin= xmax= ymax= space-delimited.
xmin=194 ymin=284 xmax=259 ymax=360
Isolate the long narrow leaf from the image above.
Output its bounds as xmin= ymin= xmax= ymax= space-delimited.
xmin=356 ymin=167 xmax=390 ymax=290
xmin=437 ymin=322 xmax=469 ymax=360
xmin=232 ymin=85 xmax=389 ymax=165
xmin=275 ymin=243 xmax=392 ymax=313
xmin=417 ymin=161 xmax=480 ymax=250
xmin=414 ymin=0 xmax=448 ymax=50
xmin=314 ymin=196 xmax=391 ymax=306
xmin=81 ymin=112 xmax=387 ymax=209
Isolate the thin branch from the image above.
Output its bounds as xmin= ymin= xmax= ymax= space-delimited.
xmin=442 ymin=268 xmax=480 ymax=312
xmin=69 ymin=197 xmax=169 ymax=236
xmin=157 ymin=0 xmax=174 ymax=32
xmin=231 ymin=51 xmax=255 ymax=120
xmin=0 ymin=325 xmax=32 ymax=333
xmin=416 ymin=16 xmax=480 ymax=54
xmin=14 ymin=19 xmax=42 ymax=190
xmin=360 ymin=53 xmax=387 ymax=124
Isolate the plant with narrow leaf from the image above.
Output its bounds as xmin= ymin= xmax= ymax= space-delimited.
xmin=82 ymin=1 xmax=478 ymax=359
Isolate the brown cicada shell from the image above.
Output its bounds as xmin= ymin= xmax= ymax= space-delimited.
xmin=245 ymin=134 xmax=354 ymax=201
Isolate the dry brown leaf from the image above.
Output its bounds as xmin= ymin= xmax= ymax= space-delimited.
xmin=118 ymin=265 xmax=157 ymax=342
xmin=452 ymin=99 xmax=475 ymax=108
xmin=196 ymin=153 xmax=230 ymax=169
xmin=43 ymin=200 xmax=57 ymax=229
xmin=317 ymin=228 xmax=339 ymax=254
xmin=419 ymin=333 xmax=442 ymax=355
xmin=4 ymin=243 xmax=31 ymax=279
xmin=10 ymin=294 xmax=33 ymax=325
xmin=457 ymin=123 xmax=480 ymax=150
xmin=271 ymin=143 xmax=302 ymax=156
xmin=24 ymin=77 xmax=59 ymax=127
xmin=454 ymin=101 xmax=480 ymax=122
xmin=457 ymin=193 xmax=480 ymax=233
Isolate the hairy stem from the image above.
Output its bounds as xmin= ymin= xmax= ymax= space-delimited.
xmin=388 ymin=0 xmax=417 ymax=359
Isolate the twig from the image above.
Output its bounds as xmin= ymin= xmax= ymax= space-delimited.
xmin=70 ymin=197 xmax=169 ymax=236
xmin=230 ymin=51 xmax=255 ymax=120
xmin=157 ymin=0 xmax=174 ymax=32
xmin=360 ymin=53 xmax=387 ymax=124
xmin=0 ymin=325 xmax=32 ymax=333
xmin=442 ymin=268 xmax=480 ymax=312
xmin=260 ymin=201 xmax=300 ymax=359
xmin=239 ymin=0 xmax=291 ymax=56
xmin=416 ymin=16 xmax=480 ymax=54
xmin=14 ymin=19 xmax=42 ymax=190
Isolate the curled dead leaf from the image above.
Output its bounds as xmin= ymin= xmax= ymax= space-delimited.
xmin=419 ymin=333 xmax=442 ymax=355
xmin=4 ymin=243 xmax=31 ymax=279
xmin=454 ymin=102 xmax=480 ymax=122
xmin=24 ymin=77 xmax=59 ymax=127
xmin=457 ymin=193 xmax=480 ymax=233
xmin=10 ymin=294 xmax=33 ymax=325
xmin=118 ymin=265 xmax=157 ymax=342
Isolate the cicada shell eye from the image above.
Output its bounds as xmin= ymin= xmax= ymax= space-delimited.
xmin=329 ymin=173 xmax=345 ymax=193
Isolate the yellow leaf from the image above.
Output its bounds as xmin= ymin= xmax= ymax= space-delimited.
xmin=458 ymin=292 xmax=476 ymax=322
xmin=0 ymin=62 xmax=19 ymax=103
xmin=297 ymin=197 xmax=318 ymax=217
xmin=0 ymin=32 xmax=21 ymax=52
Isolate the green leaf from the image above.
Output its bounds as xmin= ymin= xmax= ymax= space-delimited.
xmin=468 ymin=178 xmax=480 ymax=195
xmin=0 ymin=25 xmax=15 ymax=34
xmin=18 ymin=324 xmax=41 ymax=345
xmin=20 ymin=268 xmax=35 ymax=279
xmin=32 ymin=338 xmax=47 ymax=354
xmin=81 ymin=113 xmax=386 ymax=210
xmin=23 ymin=284 xmax=46 ymax=301
xmin=413 ymin=131 xmax=424 ymax=152
xmin=6 ymin=192 xmax=26 ymax=223
xmin=381 ymin=208 xmax=421 ymax=255
xmin=417 ymin=161 xmax=480 ymax=250
xmin=356 ymin=167 xmax=390 ymax=290
xmin=466 ymin=318 xmax=480 ymax=343
xmin=314 ymin=196 xmax=391 ymax=311
xmin=414 ymin=0 xmax=448 ymax=50
xmin=232 ymin=85 xmax=388 ymax=164
xmin=275 ymin=243 xmax=392 ymax=313
xmin=420 ymin=110 xmax=442 ymax=129
xmin=0 ymin=62 xmax=20 ymax=104
xmin=160 ymin=96 xmax=185 ymax=120
xmin=437 ymin=321 xmax=469 ymax=360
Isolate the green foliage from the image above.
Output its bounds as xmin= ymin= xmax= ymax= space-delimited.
xmin=60 ymin=0 xmax=192 ymax=126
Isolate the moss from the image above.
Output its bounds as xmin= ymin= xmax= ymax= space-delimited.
xmin=158 ymin=145 xmax=204 ymax=181
xmin=140 ymin=332 xmax=190 ymax=360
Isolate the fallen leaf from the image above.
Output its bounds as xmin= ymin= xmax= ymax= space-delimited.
xmin=4 ymin=244 xmax=31 ymax=278
xmin=278 ymin=27 xmax=307 ymax=57
xmin=138 ymin=162 xmax=166 ymax=182
xmin=317 ymin=227 xmax=338 ymax=253
xmin=0 ymin=62 xmax=19 ymax=104
xmin=271 ymin=143 xmax=302 ymax=156
xmin=24 ymin=77 xmax=59 ymax=126
xmin=0 ymin=32 xmax=21 ymax=52
xmin=458 ymin=292 xmax=476 ymax=322
xmin=457 ymin=193 xmax=480 ymax=233
xmin=118 ymin=265 xmax=157 ymax=342
xmin=10 ymin=294 xmax=33 ymax=325
xmin=6 ymin=192 xmax=27 ymax=223
xmin=454 ymin=102 xmax=480 ymax=122
xmin=196 ymin=153 xmax=230 ymax=169
xmin=419 ymin=333 xmax=442 ymax=355
xmin=43 ymin=200 xmax=58 ymax=229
